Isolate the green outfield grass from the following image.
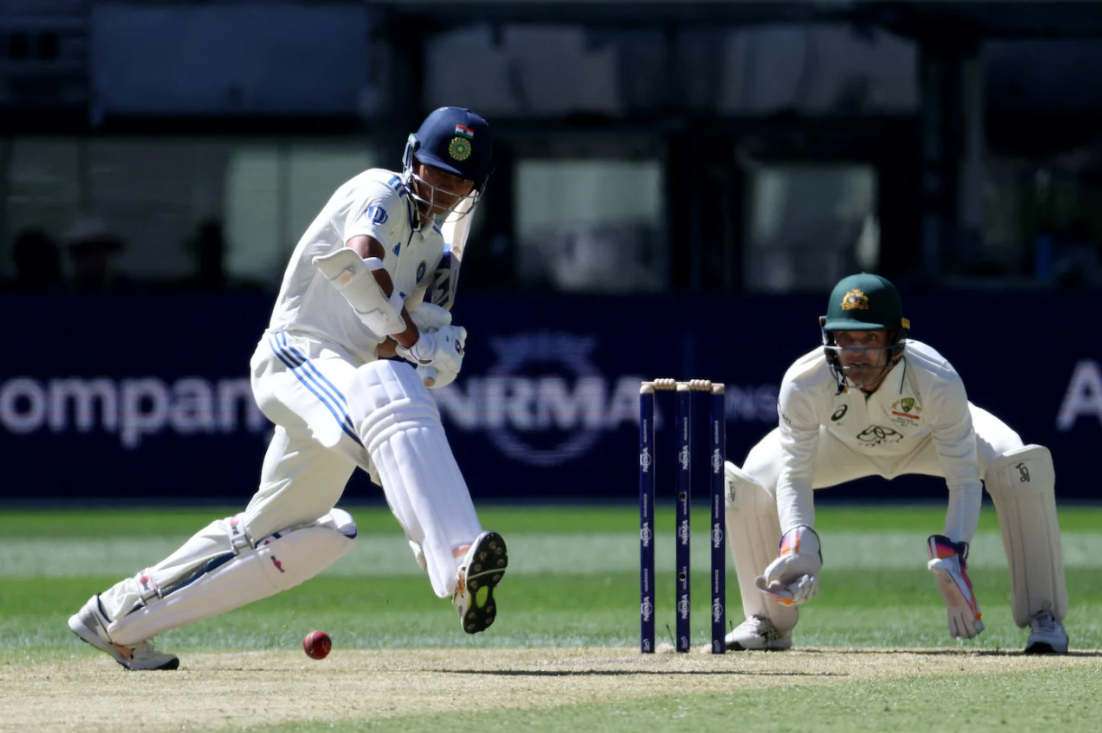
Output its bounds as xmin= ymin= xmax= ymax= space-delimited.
xmin=1 ymin=504 xmax=1099 ymax=733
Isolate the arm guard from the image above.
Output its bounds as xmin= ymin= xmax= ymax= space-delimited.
xmin=313 ymin=248 xmax=406 ymax=336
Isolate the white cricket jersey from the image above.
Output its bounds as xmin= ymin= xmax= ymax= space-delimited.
xmin=776 ymin=340 xmax=982 ymax=530
xmin=268 ymin=168 xmax=445 ymax=362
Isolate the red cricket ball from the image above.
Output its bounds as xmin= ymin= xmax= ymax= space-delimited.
xmin=303 ymin=630 xmax=332 ymax=660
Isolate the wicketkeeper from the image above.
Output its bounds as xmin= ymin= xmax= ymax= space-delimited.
xmin=724 ymin=273 xmax=1069 ymax=654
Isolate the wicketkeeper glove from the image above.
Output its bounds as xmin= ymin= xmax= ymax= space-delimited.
xmin=927 ymin=534 xmax=984 ymax=639
xmin=756 ymin=525 xmax=822 ymax=606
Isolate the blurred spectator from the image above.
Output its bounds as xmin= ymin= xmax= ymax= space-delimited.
xmin=183 ymin=218 xmax=227 ymax=291
xmin=8 ymin=228 xmax=63 ymax=292
xmin=63 ymin=216 xmax=139 ymax=293
xmin=178 ymin=218 xmax=264 ymax=292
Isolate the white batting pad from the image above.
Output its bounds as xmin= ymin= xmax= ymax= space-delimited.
xmin=348 ymin=359 xmax=482 ymax=598
xmin=985 ymin=444 xmax=1069 ymax=626
xmin=99 ymin=510 xmax=357 ymax=645
xmin=724 ymin=462 xmax=799 ymax=632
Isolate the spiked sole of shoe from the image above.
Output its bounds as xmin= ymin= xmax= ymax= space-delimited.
xmin=462 ymin=532 xmax=508 ymax=634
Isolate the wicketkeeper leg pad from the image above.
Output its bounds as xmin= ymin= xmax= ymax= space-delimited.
xmin=724 ymin=462 xmax=799 ymax=632
xmin=98 ymin=510 xmax=357 ymax=645
xmin=985 ymin=444 xmax=1069 ymax=626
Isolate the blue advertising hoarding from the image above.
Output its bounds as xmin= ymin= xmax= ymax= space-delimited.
xmin=1 ymin=292 xmax=1099 ymax=506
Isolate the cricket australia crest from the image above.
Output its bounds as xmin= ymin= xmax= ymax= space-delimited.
xmin=840 ymin=288 xmax=869 ymax=311
xmin=890 ymin=398 xmax=923 ymax=427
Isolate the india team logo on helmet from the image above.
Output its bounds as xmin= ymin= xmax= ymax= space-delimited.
xmin=448 ymin=138 xmax=472 ymax=161
xmin=840 ymin=288 xmax=870 ymax=311
xmin=448 ymin=125 xmax=474 ymax=162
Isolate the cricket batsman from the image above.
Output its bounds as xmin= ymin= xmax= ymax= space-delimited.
xmin=723 ymin=273 xmax=1069 ymax=654
xmin=68 ymin=107 xmax=508 ymax=670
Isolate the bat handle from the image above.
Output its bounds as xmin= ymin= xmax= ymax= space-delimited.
xmin=421 ymin=365 xmax=437 ymax=388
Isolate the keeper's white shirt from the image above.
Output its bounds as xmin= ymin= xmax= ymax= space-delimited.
xmin=775 ymin=340 xmax=984 ymax=534
xmin=268 ymin=169 xmax=445 ymax=363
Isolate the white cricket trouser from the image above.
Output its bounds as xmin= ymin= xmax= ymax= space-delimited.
xmin=243 ymin=330 xmax=375 ymax=538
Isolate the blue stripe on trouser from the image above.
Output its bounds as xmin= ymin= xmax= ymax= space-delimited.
xmin=273 ymin=336 xmax=357 ymax=436
xmin=275 ymin=334 xmax=347 ymax=411
xmin=279 ymin=332 xmax=349 ymax=406
xmin=268 ymin=336 xmax=360 ymax=444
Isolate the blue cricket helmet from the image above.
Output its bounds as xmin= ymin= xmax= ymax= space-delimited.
xmin=405 ymin=107 xmax=493 ymax=190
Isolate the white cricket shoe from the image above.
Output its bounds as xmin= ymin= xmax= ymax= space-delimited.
xmin=725 ymin=616 xmax=792 ymax=651
xmin=1024 ymin=609 xmax=1069 ymax=655
xmin=68 ymin=596 xmax=179 ymax=671
xmin=452 ymin=531 xmax=508 ymax=634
